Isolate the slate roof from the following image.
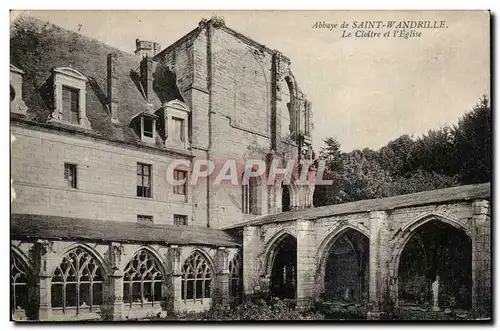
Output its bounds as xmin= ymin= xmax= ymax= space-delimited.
xmin=11 ymin=214 xmax=240 ymax=247
xmin=224 ymin=182 xmax=491 ymax=229
xmin=10 ymin=17 xmax=182 ymax=152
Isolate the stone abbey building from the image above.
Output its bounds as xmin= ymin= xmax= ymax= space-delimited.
xmin=10 ymin=16 xmax=491 ymax=321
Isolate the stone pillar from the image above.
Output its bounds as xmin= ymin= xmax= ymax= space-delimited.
xmin=106 ymin=243 xmax=124 ymax=320
xmin=243 ymin=226 xmax=260 ymax=294
xmin=472 ymin=199 xmax=491 ymax=317
xmin=214 ymin=247 xmax=230 ymax=306
xmin=35 ymin=240 xmax=54 ymax=321
xmin=169 ymin=246 xmax=183 ymax=311
xmin=367 ymin=211 xmax=393 ymax=319
xmin=296 ymin=219 xmax=316 ymax=308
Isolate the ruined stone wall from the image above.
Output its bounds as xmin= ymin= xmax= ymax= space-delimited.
xmin=241 ymin=198 xmax=491 ymax=316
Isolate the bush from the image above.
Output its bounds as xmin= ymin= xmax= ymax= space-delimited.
xmin=313 ymin=299 xmax=367 ymax=320
xmin=165 ymin=296 xmax=324 ymax=321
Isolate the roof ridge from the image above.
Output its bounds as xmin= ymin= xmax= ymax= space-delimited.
xmin=11 ymin=213 xmax=240 ymax=246
xmin=224 ymin=182 xmax=491 ymax=229
xmin=311 ymin=182 xmax=491 ymax=213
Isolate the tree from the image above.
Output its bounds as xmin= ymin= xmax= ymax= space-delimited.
xmin=411 ymin=126 xmax=455 ymax=177
xmin=377 ymin=134 xmax=416 ymax=176
xmin=312 ymin=96 xmax=490 ymax=207
xmin=319 ymin=137 xmax=343 ymax=173
xmin=338 ymin=150 xmax=394 ymax=202
xmin=453 ymin=96 xmax=491 ymax=184
xmin=10 ymin=16 xmax=56 ymax=84
xmin=314 ymin=137 xmax=344 ymax=206
xmin=390 ymin=169 xmax=460 ymax=196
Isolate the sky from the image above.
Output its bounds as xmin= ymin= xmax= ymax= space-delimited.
xmin=11 ymin=10 xmax=490 ymax=152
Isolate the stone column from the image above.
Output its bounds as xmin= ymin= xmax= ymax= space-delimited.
xmin=472 ymin=199 xmax=491 ymax=317
xmin=243 ymin=226 xmax=260 ymax=294
xmin=367 ymin=211 xmax=393 ymax=319
xmin=214 ymin=247 xmax=230 ymax=306
xmin=169 ymin=246 xmax=183 ymax=311
xmin=106 ymin=243 xmax=124 ymax=320
xmin=296 ymin=219 xmax=316 ymax=308
xmin=35 ymin=240 xmax=54 ymax=321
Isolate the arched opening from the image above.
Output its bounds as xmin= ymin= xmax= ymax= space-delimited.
xmin=242 ymin=176 xmax=258 ymax=214
xmin=281 ymin=184 xmax=291 ymax=212
xmin=229 ymin=252 xmax=243 ymax=300
xmin=269 ymin=234 xmax=297 ymax=299
xmin=51 ymin=247 xmax=105 ymax=314
xmin=123 ymin=249 xmax=165 ymax=307
xmin=322 ymin=228 xmax=369 ymax=303
xmin=181 ymin=251 xmax=213 ymax=301
xmin=11 ymin=251 xmax=29 ymax=312
xmin=398 ymin=219 xmax=472 ymax=310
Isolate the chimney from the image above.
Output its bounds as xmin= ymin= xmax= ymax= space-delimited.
xmin=135 ymin=39 xmax=161 ymax=58
xmin=140 ymin=56 xmax=154 ymax=102
xmin=107 ymin=53 xmax=120 ymax=124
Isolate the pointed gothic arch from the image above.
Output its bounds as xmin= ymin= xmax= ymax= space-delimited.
xmin=11 ymin=249 xmax=31 ymax=312
xmin=181 ymin=249 xmax=214 ymax=301
xmin=391 ymin=213 xmax=473 ymax=309
xmin=316 ymin=225 xmax=370 ymax=302
xmin=263 ymin=230 xmax=297 ymax=299
xmin=50 ymin=246 xmax=106 ymax=313
xmin=229 ymin=251 xmax=243 ymax=297
xmin=122 ymin=248 xmax=166 ymax=307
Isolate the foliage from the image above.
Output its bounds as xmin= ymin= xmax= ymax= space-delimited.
xmin=10 ymin=16 xmax=56 ymax=84
xmin=313 ymin=299 xmax=366 ymax=320
xmin=314 ymin=96 xmax=491 ymax=206
xmin=164 ymin=296 xmax=324 ymax=321
xmin=453 ymin=96 xmax=492 ymax=184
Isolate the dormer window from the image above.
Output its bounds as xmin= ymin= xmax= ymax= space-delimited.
xmin=172 ymin=117 xmax=185 ymax=142
xmin=156 ymin=99 xmax=190 ymax=149
xmin=132 ymin=112 xmax=158 ymax=144
xmin=49 ymin=67 xmax=91 ymax=130
xmin=62 ymin=86 xmax=80 ymax=124
xmin=10 ymin=64 xmax=27 ymax=117
xmin=143 ymin=116 xmax=154 ymax=138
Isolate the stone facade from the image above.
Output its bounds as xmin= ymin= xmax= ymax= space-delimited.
xmin=11 ymin=124 xmax=197 ymax=226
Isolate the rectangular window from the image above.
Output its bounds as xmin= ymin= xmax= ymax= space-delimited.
xmin=137 ymin=215 xmax=153 ymax=225
xmin=242 ymin=182 xmax=257 ymax=214
xmin=172 ymin=117 xmax=185 ymax=142
xmin=62 ymin=86 xmax=79 ymax=124
xmin=64 ymin=163 xmax=77 ymax=189
xmin=137 ymin=163 xmax=152 ymax=198
xmin=174 ymin=214 xmax=188 ymax=226
xmin=173 ymin=170 xmax=187 ymax=195
xmin=143 ymin=117 xmax=154 ymax=138
xmin=242 ymin=185 xmax=249 ymax=214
